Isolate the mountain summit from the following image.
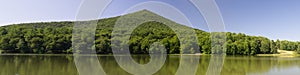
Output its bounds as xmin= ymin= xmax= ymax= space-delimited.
xmin=0 ymin=10 xmax=298 ymax=55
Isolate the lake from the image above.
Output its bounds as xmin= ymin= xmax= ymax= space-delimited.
xmin=0 ymin=55 xmax=300 ymax=75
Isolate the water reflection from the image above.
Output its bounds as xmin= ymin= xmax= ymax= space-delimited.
xmin=219 ymin=56 xmax=300 ymax=75
xmin=0 ymin=55 xmax=299 ymax=75
xmin=0 ymin=55 xmax=77 ymax=75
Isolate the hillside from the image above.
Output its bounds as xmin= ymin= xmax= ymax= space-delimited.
xmin=0 ymin=10 xmax=299 ymax=55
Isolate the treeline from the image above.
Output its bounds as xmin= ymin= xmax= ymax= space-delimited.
xmin=0 ymin=10 xmax=299 ymax=55
xmin=0 ymin=22 xmax=73 ymax=53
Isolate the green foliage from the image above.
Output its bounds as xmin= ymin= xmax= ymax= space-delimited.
xmin=280 ymin=40 xmax=298 ymax=51
xmin=0 ymin=10 xmax=298 ymax=55
xmin=297 ymin=44 xmax=300 ymax=54
xmin=270 ymin=40 xmax=277 ymax=54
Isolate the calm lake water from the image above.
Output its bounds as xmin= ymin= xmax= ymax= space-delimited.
xmin=0 ymin=55 xmax=300 ymax=75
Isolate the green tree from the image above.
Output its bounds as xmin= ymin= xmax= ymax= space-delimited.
xmin=16 ymin=39 xmax=28 ymax=53
xmin=260 ymin=39 xmax=270 ymax=54
xmin=297 ymin=44 xmax=300 ymax=54
xmin=270 ymin=40 xmax=277 ymax=54
xmin=29 ymin=37 xmax=43 ymax=53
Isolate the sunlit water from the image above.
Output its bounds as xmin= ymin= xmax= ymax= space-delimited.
xmin=0 ymin=55 xmax=299 ymax=75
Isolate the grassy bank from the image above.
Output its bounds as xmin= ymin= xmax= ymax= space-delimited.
xmin=256 ymin=50 xmax=298 ymax=57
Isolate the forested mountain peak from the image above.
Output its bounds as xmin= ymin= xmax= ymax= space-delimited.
xmin=0 ymin=10 xmax=299 ymax=55
xmin=130 ymin=9 xmax=156 ymax=14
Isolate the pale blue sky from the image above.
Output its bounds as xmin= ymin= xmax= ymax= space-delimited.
xmin=1 ymin=0 xmax=300 ymax=41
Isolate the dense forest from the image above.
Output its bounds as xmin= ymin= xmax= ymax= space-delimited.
xmin=0 ymin=10 xmax=299 ymax=55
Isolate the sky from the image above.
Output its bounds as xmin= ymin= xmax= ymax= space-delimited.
xmin=1 ymin=0 xmax=300 ymax=41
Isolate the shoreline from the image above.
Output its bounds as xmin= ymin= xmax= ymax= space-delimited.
xmin=1 ymin=50 xmax=299 ymax=57
xmin=256 ymin=50 xmax=299 ymax=57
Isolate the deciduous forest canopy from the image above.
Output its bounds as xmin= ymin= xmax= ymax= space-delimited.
xmin=0 ymin=10 xmax=299 ymax=55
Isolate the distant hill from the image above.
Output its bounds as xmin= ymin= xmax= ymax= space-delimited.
xmin=0 ymin=10 xmax=299 ymax=55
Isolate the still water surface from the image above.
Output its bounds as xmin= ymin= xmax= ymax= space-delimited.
xmin=0 ymin=55 xmax=299 ymax=75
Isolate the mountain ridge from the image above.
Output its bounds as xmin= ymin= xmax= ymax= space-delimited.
xmin=0 ymin=10 xmax=299 ymax=55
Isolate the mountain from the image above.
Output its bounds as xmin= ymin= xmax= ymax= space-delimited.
xmin=0 ymin=10 xmax=299 ymax=55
